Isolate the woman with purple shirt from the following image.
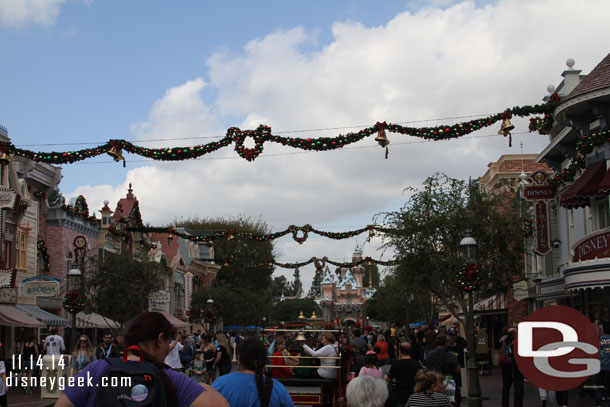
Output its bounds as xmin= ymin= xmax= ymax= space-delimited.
xmin=54 ymin=312 xmax=228 ymax=407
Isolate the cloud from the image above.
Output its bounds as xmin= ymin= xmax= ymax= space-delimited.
xmin=66 ymin=0 xmax=610 ymax=290
xmin=0 ymin=0 xmax=65 ymax=28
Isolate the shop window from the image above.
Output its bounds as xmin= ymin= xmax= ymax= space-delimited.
xmin=593 ymin=197 xmax=610 ymax=231
xmin=585 ymin=206 xmax=593 ymax=234
xmin=16 ymin=230 xmax=27 ymax=269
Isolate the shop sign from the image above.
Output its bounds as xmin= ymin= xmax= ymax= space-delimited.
xmin=524 ymin=185 xmax=556 ymax=200
xmin=149 ymin=290 xmax=170 ymax=310
xmin=513 ymin=280 xmax=529 ymax=301
xmin=0 ymin=288 xmax=17 ymax=303
xmin=0 ymin=187 xmax=17 ymax=209
xmin=572 ymin=230 xmax=610 ymax=262
xmin=21 ymin=276 xmax=60 ymax=297
xmin=535 ymin=201 xmax=551 ymax=255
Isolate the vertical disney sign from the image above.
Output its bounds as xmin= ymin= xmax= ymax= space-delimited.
xmin=523 ymin=171 xmax=556 ymax=256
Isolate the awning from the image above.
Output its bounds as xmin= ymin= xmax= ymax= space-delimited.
xmin=37 ymin=297 xmax=62 ymax=311
xmin=76 ymin=312 xmax=120 ymax=329
xmin=596 ymin=166 xmax=610 ymax=197
xmin=560 ymin=160 xmax=607 ymax=208
xmin=16 ymin=304 xmax=69 ymax=326
xmin=158 ymin=311 xmax=188 ymax=328
xmin=0 ymin=304 xmax=46 ymax=328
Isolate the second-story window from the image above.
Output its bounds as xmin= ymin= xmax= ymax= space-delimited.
xmin=593 ymin=197 xmax=610 ymax=231
xmin=16 ymin=230 xmax=27 ymax=269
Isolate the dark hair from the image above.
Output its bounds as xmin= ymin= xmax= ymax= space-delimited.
xmin=399 ymin=342 xmax=412 ymax=356
xmin=414 ymin=369 xmax=437 ymax=393
xmin=125 ymin=312 xmax=177 ymax=406
xmin=103 ymin=331 xmax=113 ymax=337
xmin=238 ymin=337 xmax=272 ymax=407
xmin=435 ymin=334 xmax=447 ymax=346
xmin=354 ymin=329 xmax=361 ymax=337
xmin=365 ymin=352 xmax=379 ymax=367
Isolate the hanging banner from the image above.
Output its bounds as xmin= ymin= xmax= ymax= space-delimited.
xmin=535 ymin=201 xmax=551 ymax=255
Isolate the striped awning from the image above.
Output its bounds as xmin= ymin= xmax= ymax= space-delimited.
xmin=76 ymin=312 xmax=120 ymax=329
xmin=16 ymin=304 xmax=69 ymax=326
xmin=0 ymin=304 xmax=46 ymax=328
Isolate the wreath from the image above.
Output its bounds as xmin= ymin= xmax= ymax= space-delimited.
xmin=63 ymin=292 xmax=86 ymax=313
xmin=456 ymin=263 xmax=482 ymax=292
xmin=289 ymin=224 xmax=312 ymax=244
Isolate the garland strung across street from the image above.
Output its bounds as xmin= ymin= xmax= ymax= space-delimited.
xmin=123 ymin=224 xmax=392 ymax=244
xmin=0 ymin=98 xmax=559 ymax=165
xmin=215 ymin=256 xmax=398 ymax=270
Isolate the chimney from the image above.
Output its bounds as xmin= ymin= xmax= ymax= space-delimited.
xmin=560 ymin=58 xmax=582 ymax=95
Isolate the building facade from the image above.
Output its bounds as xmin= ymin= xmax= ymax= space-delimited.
xmin=537 ymin=54 xmax=610 ymax=319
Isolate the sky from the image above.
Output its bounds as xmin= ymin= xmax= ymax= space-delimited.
xmin=2 ymin=0 xmax=610 ymax=292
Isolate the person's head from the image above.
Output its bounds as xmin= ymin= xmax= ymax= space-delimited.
xmin=116 ymin=333 xmax=125 ymax=345
xmin=432 ymin=372 xmax=446 ymax=393
xmin=125 ymin=312 xmax=176 ymax=364
xmin=377 ymin=334 xmax=385 ymax=343
xmin=49 ymin=328 xmax=57 ymax=335
xmin=435 ymin=334 xmax=447 ymax=348
xmin=103 ymin=331 xmax=113 ymax=345
xmin=238 ymin=338 xmax=273 ymax=407
xmin=275 ymin=337 xmax=286 ymax=352
xmin=321 ymin=332 xmax=336 ymax=345
xmin=399 ymin=342 xmax=412 ymax=357
xmin=194 ymin=350 xmax=203 ymax=360
xmin=365 ymin=351 xmax=379 ymax=368
xmin=346 ymin=375 xmax=388 ymax=407
xmin=354 ymin=329 xmax=361 ymax=337
xmin=447 ymin=328 xmax=457 ymax=343
xmin=216 ymin=332 xmax=230 ymax=350
xmin=414 ymin=369 xmax=438 ymax=393
xmin=73 ymin=335 xmax=94 ymax=357
xmin=125 ymin=312 xmax=177 ymax=405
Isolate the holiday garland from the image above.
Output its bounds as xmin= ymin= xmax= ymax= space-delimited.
xmin=521 ymin=218 xmax=534 ymax=237
xmin=1 ymin=100 xmax=558 ymax=165
xmin=61 ymin=195 xmax=99 ymax=225
xmin=217 ymin=256 xmax=397 ymax=270
xmin=37 ymin=239 xmax=50 ymax=272
xmin=456 ymin=264 xmax=482 ymax=292
xmin=123 ymin=224 xmax=393 ymax=244
xmin=548 ymin=128 xmax=610 ymax=187
xmin=63 ymin=291 xmax=86 ymax=313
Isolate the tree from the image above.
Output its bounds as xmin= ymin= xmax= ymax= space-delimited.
xmin=308 ymin=266 xmax=325 ymax=298
xmin=177 ymin=216 xmax=276 ymax=326
xmin=287 ymin=268 xmax=302 ymax=297
xmin=86 ymin=252 xmax=170 ymax=330
xmin=378 ymin=173 xmax=524 ymax=356
xmin=361 ymin=263 xmax=380 ymax=289
xmin=271 ymin=275 xmax=290 ymax=300
xmin=271 ymin=298 xmax=321 ymax=323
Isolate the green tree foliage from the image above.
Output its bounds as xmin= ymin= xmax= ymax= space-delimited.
xmin=271 ymin=298 xmax=321 ymax=323
xmin=361 ymin=263 xmax=380 ymax=289
xmin=175 ymin=216 xmax=275 ymax=325
xmin=378 ymin=173 xmax=524 ymax=352
xmin=271 ymin=275 xmax=290 ymax=301
xmin=364 ymin=273 xmax=434 ymax=324
xmin=308 ymin=266 xmax=326 ymax=298
xmin=190 ymin=286 xmax=270 ymax=326
xmin=286 ymin=268 xmax=302 ymax=297
xmin=86 ymin=253 xmax=170 ymax=330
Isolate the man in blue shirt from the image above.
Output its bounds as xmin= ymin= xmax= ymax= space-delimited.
xmin=596 ymin=322 xmax=610 ymax=407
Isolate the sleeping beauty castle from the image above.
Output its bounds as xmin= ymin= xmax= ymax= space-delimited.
xmin=317 ymin=247 xmax=376 ymax=325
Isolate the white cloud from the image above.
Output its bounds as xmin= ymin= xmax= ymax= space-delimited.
xmin=66 ymin=0 xmax=610 ymax=290
xmin=0 ymin=0 xmax=65 ymax=28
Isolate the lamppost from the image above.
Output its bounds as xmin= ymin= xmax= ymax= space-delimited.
xmin=459 ymin=230 xmax=482 ymax=407
xmin=205 ymin=298 xmax=215 ymax=334
xmin=66 ymin=268 xmax=83 ymax=351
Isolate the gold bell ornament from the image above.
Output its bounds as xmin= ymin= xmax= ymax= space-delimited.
xmin=375 ymin=122 xmax=390 ymax=159
xmin=498 ymin=114 xmax=515 ymax=147
xmin=296 ymin=331 xmax=306 ymax=341
xmin=107 ymin=145 xmax=126 ymax=167
xmin=298 ymin=311 xmax=305 ymax=319
xmin=0 ymin=151 xmax=11 ymax=166
xmin=310 ymin=311 xmax=317 ymax=319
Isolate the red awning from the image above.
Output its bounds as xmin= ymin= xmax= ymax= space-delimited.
xmin=560 ymin=160 xmax=607 ymax=208
xmin=596 ymin=165 xmax=610 ymax=197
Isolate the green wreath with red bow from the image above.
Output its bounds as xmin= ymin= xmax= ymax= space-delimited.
xmin=456 ymin=264 xmax=482 ymax=292
xmin=63 ymin=292 xmax=86 ymax=313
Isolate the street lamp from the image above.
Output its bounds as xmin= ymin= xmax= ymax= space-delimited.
xmin=67 ymin=268 xmax=82 ymax=351
xmin=205 ymin=298 xmax=215 ymax=334
xmin=459 ymin=230 xmax=482 ymax=407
